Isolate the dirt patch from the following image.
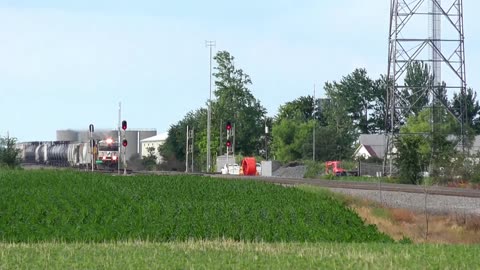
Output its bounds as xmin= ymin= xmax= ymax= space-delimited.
xmin=352 ymin=204 xmax=480 ymax=244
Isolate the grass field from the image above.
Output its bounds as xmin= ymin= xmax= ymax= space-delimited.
xmin=0 ymin=170 xmax=391 ymax=243
xmin=1 ymin=241 xmax=479 ymax=270
xmin=3 ymin=169 xmax=479 ymax=269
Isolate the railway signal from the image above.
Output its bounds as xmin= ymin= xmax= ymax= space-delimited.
xmin=225 ymin=121 xmax=233 ymax=154
xmin=122 ymin=139 xmax=128 ymax=147
xmin=89 ymin=124 xmax=95 ymax=172
xmin=122 ymin=120 xmax=127 ymax=131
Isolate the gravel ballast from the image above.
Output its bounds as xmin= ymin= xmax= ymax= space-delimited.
xmin=329 ymin=188 xmax=480 ymax=216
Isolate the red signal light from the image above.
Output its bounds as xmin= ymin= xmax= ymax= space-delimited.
xmin=122 ymin=120 xmax=127 ymax=131
xmin=226 ymin=121 xmax=232 ymax=131
xmin=122 ymin=139 xmax=128 ymax=147
xmin=226 ymin=140 xmax=231 ymax=147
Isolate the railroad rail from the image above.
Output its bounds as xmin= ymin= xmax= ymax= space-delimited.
xmin=211 ymin=174 xmax=480 ymax=199
xmin=19 ymin=164 xmax=480 ymax=198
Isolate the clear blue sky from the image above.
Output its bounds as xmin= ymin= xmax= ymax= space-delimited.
xmin=1 ymin=0 xmax=479 ymax=141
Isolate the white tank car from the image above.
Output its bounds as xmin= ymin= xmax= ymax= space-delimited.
xmin=78 ymin=142 xmax=92 ymax=167
xmin=35 ymin=144 xmax=49 ymax=164
xmin=46 ymin=143 xmax=69 ymax=166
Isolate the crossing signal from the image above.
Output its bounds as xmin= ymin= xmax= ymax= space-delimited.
xmin=122 ymin=120 xmax=127 ymax=131
xmin=122 ymin=139 xmax=128 ymax=147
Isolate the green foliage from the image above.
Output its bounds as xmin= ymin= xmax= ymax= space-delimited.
xmin=324 ymin=68 xmax=381 ymax=134
xmin=397 ymin=108 xmax=459 ymax=183
xmin=401 ymin=61 xmax=432 ymax=118
xmin=142 ymin=147 xmax=157 ymax=171
xmin=213 ymin=51 xmax=267 ymax=156
xmin=370 ymin=75 xmax=390 ymax=133
xmin=160 ymin=51 xmax=267 ymax=170
xmin=271 ymin=119 xmax=309 ymax=162
xmin=0 ymin=136 xmax=21 ymax=168
xmin=276 ymin=95 xmax=327 ymax=124
xmin=451 ymin=88 xmax=480 ymax=134
xmin=0 ymin=170 xmax=392 ymax=243
xmin=4 ymin=242 xmax=480 ymax=269
xmin=160 ymin=108 xmax=207 ymax=171
xmin=398 ymin=237 xmax=413 ymax=244
xmin=304 ymin=161 xmax=324 ymax=179
xmin=396 ymin=135 xmax=424 ymax=185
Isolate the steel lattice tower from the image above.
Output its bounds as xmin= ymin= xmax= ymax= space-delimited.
xmin=385 ymin=0 xmax=467 ymax=175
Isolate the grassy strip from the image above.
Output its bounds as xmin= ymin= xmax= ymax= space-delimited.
xmin=0 ymin=170 xmax=391 ymax=243
xmin=0 ymin=241 xmax=479 ymax=270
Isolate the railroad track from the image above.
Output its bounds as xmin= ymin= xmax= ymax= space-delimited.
xmin=211 ymin=174 xmax=480 ymax=199
xmin=20 ymin=164 xmax=480 ymax=198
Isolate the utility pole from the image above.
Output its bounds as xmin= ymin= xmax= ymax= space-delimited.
xmin=313 ymin=84 xmax=316 ymax=162
xmin=205 ymin=40 xmax=216 ymax=173
xmin=186 ymin=126 xmax=194 ymax=173
xmin=186 ymin=125 xmax=189 ymax=173
xmin=265 ymin=117 xmax=269 ymax=160
xmin=118 ymin=102 xmax=121 ymax=175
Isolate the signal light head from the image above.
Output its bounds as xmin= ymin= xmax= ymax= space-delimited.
xmin=226 ymin=140 xmax=231 ymax=147
xmin=226 ymin=121 xmax=232 ymax=131
xmin=122 ymin=120 xmax=127 ymax=131
xmin=122 ymin=139 xmax=128 ymax=147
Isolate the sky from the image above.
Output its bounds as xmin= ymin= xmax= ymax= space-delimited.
xmin=1 ymin=0 xmax=479 ymax=142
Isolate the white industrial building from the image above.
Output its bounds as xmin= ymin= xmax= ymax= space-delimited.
xmin=141 ymin=132 xmax=168 ymax=164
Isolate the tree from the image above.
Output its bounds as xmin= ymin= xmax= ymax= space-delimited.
xmin=272 ymin=91 xmax=356 ymax=162
xmin=142 ymin=147 xmax=157 ymax=171
xmin=370 ymin=75 xmax=390 ymax=133
xmin=396 ymin=107 xmax=459 ymax=183
xmin=451 ymin=88 xmax=480 ymax=134
xmin=324 ymin=69 xmax=379 ymax=134
xmin=212 ymin=51 xmax=266 ymax=156
xmin=0 ymin=136 xmax=21 ymax=168
xmin=160 ymin=108 xmax=207 ymax=171
xmin=400 ymin=61 xmax=432 ymax=119
xmin=271 ymin=119 xmax=306 ymax=162
xmin=277 ymin=96 xmax=315 ymax=123
xmin=396 ymin=135 xmax=424 ymax=185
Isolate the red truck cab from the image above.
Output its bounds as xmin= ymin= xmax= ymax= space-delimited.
xmin=325 ymin=161 xmax=347 ymax=176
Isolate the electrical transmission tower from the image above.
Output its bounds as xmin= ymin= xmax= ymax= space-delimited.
xmin=385 ymin=0 xmax=467 ymax=175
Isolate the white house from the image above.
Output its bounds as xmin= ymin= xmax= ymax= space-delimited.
xmin=353 ymin=134 xmax=387 ymax=160
xmin=354 ymin=144 xmax=382 ymax=160
xmin=141 ymin=132 xmax=168 ymax=164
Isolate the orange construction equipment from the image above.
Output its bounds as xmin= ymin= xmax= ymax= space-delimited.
xmin=325 ymin=161 xmax=347 ymax=176
xmin=241 ymin=157 xmax=257 ymax=176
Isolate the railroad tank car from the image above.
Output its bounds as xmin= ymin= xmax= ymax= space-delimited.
xmin=35 ymin=144 xmax=48 ymax=163
xmin=17 ymin=137 xmax=120 ymax=169
xmin=23 ymin=143 xmax=39 ymax=163
xmin=47 ymin=143 xmax=69 ymax=166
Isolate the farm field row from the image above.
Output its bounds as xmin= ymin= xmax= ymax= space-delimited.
xmin=1 ymin=241 xmax=479 ymax=269
xmin=0 ymin=170 xmax=390 ymax=243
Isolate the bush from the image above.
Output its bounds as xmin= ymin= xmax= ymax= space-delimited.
xmin=0 ymin=136 xmax=21 ymax=169
xmin=304 ymin=161 xmax=324 ymax=179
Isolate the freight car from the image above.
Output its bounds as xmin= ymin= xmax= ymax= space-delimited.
xmin=17 ymin=137 xmax=120 ymax=169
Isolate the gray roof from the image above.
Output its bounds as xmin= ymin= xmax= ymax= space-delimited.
xmin=358 ymin=134 xmax=480 ymax=157
xmin=359 ymin=134 xmax=386 ymax=146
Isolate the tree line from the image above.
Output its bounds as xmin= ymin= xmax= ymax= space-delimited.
xmin=157 ymin=52 xmax=479 ymax=183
